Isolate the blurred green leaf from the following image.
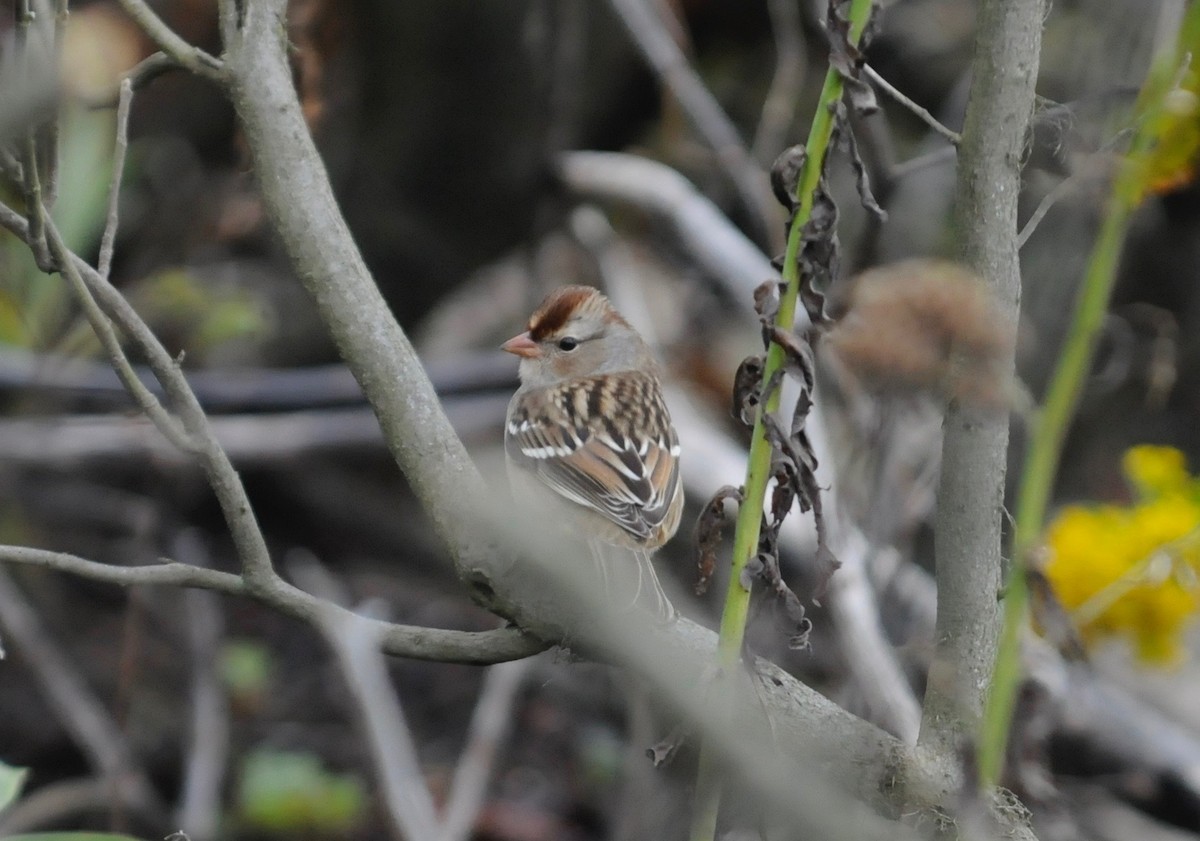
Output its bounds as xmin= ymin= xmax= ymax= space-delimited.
xmin=218 ymin=639 xmax=272 ymax=701
xmin=0 ymin=100 xmax=113 ymax=352
xmin=0 ymin=760 xmax=28 ymax=812
xmin=1126 ymin=6 xmax=1200 ymax=204
xmin=127 ymin=270 xmax=264 ymax=358
xmin=237 ymin=749 xmax=366 ymax=836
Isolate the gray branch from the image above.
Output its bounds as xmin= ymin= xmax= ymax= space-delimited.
xmin=920 ymin=0 xmax=1047 ymax=755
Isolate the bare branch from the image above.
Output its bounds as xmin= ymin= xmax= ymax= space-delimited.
xmin=221 ymin=0 xmax=511 ymax=605
xmin=753 ymin=0 xmax=807 ymax=166
xmin=323 ymin=611 xmax=439 ymax=841
xmin=920 ymin=0 xmax=1046 ymax=756
xmin=0 ymin=544 xmax=545 ymax=665
xmin=98 ymin=77 xmax=134 ymax=280
xmin=863 ymin=64 xmax=962 ymax=146
xmin=437 ymin=659 xmax=532 ymax=841
xmin=174 ymin=532 xmax=230 ymax=841
xmin=0 ymin=568 xmax=160 ymax=809
xmin=604 ymin=0 xmax=778 ymax=250
xmin=0 ymin=545 xmax=246 ymax=592
xmin=42 ymin=216 xmax=198 ymax=452
xmin=115 ymin=0 xmax=224 ymax=82
xmin=0 ymin=776 xmax=158 ymax=836
xmin=559 ymin=151 xmax=778 ymax=317
xmin=300 ymin=554 xmax=441 ymax=841
xmin=1017 ymin=129 xmax=1133 ymax=248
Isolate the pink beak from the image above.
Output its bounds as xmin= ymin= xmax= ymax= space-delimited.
xmin=501 ymin=331 xmax=540 ymax=359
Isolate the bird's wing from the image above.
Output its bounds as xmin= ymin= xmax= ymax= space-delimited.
xmin=506 ymin=372 xmax=680 ymax=543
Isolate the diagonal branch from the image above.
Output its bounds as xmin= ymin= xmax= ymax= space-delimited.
xmin=115 ymin=0 xmax=224 ymax=82
xmin=863 ymin=64 xmax=962 ymax=145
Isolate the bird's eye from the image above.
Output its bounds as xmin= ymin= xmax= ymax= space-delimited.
xmin=557 ymin=337 xmax=579 ymax=351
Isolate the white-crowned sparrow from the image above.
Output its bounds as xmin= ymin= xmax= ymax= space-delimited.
xmin=502 ymin=285 xmax=683 ymax=621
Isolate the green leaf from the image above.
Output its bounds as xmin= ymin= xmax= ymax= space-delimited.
xmin=218 ymin=640 xmax=272 ymax=702
xmin=237 ymin=749 xmax=366 ymax=835
xmin=0 ymin=760 xmax=28 ymax=812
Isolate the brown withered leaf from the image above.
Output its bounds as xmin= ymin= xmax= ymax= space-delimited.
xmin=769 ymin=326 xmax=816 ymax=396
xmin=693 ymin=485 xmax=743 ymax=595
xmin=754 ymin=279 xmax=783 ymax=324
xmin=754 ymin=279 xmax=785 ymax=347
xmin=750 ymin=548 xmax=813 ymax=651
xmin=761 ymin=413 xmax=840 ymax=603
xmin=770 ymin=144 xmax=808 ymax=213
xmin=768 ymin=455 xmax=800 ymax=525
xmin=833 ymin=102 xmax=887 ymax=221
xmin=732 ymin=355 xmax=765 ymax=427
xmin=1028 ymin=566 xmax=1087 ymax=662
xmin=826 ymin=0 xmax=880 ymax=115
xmin=797 ymin=175 xmax=839 ymax=328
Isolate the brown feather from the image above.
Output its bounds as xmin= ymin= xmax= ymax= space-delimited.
xmin=527 ymin=285 xmax=628 ymax=341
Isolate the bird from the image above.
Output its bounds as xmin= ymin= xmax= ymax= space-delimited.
xmin=501 ymin=285 xmax=683 ymax=622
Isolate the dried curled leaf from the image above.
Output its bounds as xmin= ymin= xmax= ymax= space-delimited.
xmin=754 ymin=279 xmax=785 ymax=347
xmin=770 ymin=144 xmax=808 ymax=213
xmin=769 ymin=326 xmax=816 ymax=396
xmin=1028 ymin=566 xmax=1087 ymax=662
xmin=761 ymin=411 xmax=840 ymax=604
xmin=797 ymin=174 xmax=840 ymax=328
xmin=694 ymin=485 xmax=744 ymax=595
xmin=826 ymin=0 xmax=880 ymax=115
xmin=833 ymin=102 xmax=887 ymax=221
xmin=732 ymin=355 xmax=765 ymax=427
xmin=746 ymin=549 xmax=814 ymax=651
xmin=754 ymin=279 xmax=783 ymax=324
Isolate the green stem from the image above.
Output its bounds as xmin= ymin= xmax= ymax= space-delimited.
xmin=688 ymin=3 xmax=874 ymax=838
xmin=978 ymin=4 xmax=1200 ymax=786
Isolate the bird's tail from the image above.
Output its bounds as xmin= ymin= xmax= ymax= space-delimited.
xmin=587 ymin=541 xmax=677 ymax=624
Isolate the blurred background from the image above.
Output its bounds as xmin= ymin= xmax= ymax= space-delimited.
xmin=2 ymin=0 xmax=1200 ymax=839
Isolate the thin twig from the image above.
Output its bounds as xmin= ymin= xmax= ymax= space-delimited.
xmin=42 ymin=0 xmax=69 ymax=207
xmin=42 ymin=216 xmax=198 ymax=451
xmin=0 ymin=777 xmax=158 ymax=836
xmin=86 ymin=52 xmax=179 ymax=109
xmin=305 ymin=560 xmax=440 ymax=841
xmin=15 ymin=0 xmax=52 ymax=270
xmin=98 ymin=77 xmax=134 ymax=279
xmin=752 ymin=0 xmax=806 ymax=166
xmin=0 ymin=568 xmax=160 ymax=809
xmin=436 ymin=658 xmax=533 ymax=841
xmin=115 ymin=0 xmax=225 ymax=82
xmin=174 ymin=531 xmax=230 ymax=841
xmin=1017 ymin=129 xmax=1133 ymax=249
xmin=0 ymin=545 xmax=247 ymax=591
xmin=605 ymin=0 xmax=777 ymax=250
xmin=863 ymin=64 xmax=962 ymax=145
xmin=0 ymin=542 xmax=543 ymax=664
xmin=558 ymin=151 xmax=776 ymax=309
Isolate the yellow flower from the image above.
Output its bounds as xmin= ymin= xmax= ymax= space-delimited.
xmin=1124 ymin=445 xmax=1190 ymax=497
xmin=1043 ymin=445 xmax=1200 ymax=665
